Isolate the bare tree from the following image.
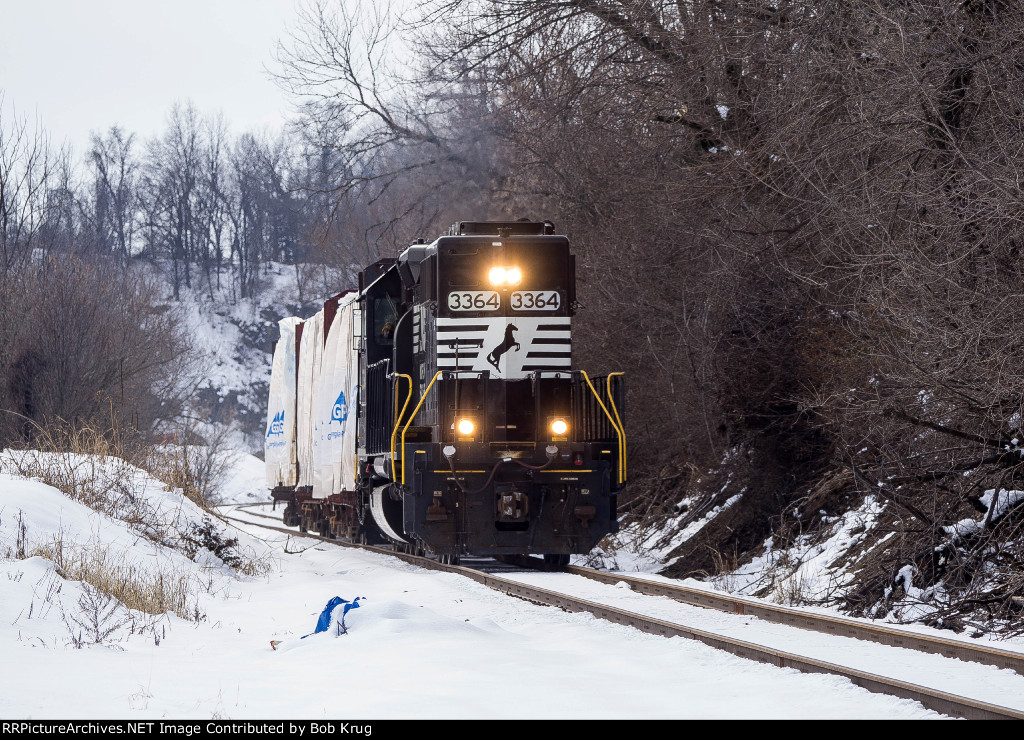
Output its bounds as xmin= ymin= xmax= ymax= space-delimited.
xmin=0 ymin=96 xmax=62 ymax=273
xmin=274 ymin=0 xmax=510 ymax=254
xmin=141 ymin=102 xmax=205 ymax=300
xmin=88 ymin=126 xmax=138 ymax=262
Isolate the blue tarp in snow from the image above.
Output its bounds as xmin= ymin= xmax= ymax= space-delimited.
xmin=302 ymin=596 xmax=363 ymax=638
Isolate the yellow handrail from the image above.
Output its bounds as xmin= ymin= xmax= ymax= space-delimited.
xmin=400 ymin=371 xmax=443 ymax=485
xmin=607 ymin=372 xmax=627 ymax=482
xmin=389 ymin=373 xmax=413 ymax=481
xmin=581 ymin=371 xmax=626 ymax=485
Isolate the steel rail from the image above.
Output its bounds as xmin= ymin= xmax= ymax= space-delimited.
xmin=564 ymin=565 xmax=1024 ymax=677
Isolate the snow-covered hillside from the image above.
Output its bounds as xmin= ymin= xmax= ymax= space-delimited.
xmin=173 ymin=262 xmax=353 ymax=456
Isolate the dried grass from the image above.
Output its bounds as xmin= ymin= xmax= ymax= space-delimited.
xmin=32 ymin=537 xmax=207 ymax=622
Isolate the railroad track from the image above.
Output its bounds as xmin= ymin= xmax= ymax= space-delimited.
xmin=221 ymin=501 xmax=1024 ymax=719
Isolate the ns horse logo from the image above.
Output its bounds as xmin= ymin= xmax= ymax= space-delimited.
xmin=487 ymin=324 xmax=520 ymax=371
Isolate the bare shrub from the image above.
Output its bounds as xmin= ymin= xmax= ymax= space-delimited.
xmin=60 ymin=583 xmax=132 ymax=648
xmin=0 ymin=254 xmax=195 ymax=447
xmin=14 ymin=510 xmax=27 ymax=559
xmin=144 ymin=421 xmax=239 ymax=509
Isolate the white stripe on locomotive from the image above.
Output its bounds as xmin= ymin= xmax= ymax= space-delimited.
xmin=435 ymin=317 xmax=571 ymax=379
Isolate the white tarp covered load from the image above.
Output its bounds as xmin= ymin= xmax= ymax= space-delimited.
xmin=312 ymin=292 xmax=359 ymax=498
xmin=296 ymin=310 xmax=325 ymax=489
xmin=265 ymin=317 xmax=302 ymax=488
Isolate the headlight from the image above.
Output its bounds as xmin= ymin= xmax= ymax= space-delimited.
xmin=488 ymin=266 xmax=523 ymax=286
xmin=551 ymin=418 xmax=569 ymax=436
xmin=457 ymin=418 xmax=475 ymax=436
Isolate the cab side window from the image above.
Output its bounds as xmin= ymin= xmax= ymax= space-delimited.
xmin=374 ymin=296 xmax=398 ymax=346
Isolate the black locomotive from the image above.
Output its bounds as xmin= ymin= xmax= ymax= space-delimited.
xmin=265 ymin=220 xmax=626 ymax=566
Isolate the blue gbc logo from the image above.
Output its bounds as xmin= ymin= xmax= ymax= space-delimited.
xmin=267 ymin=410 xmax=284 ymax=437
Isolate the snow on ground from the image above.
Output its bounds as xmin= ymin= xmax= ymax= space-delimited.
xmin=696 ymin=485 xmax=1024 ymax=636
xmin=217 ymin=453 xmax=270 ymax=505
xmin=0 ymin=453 xmax=950 ymax=719
xmin=585 ymin=491 xmax=745 ymax=574
xmin=0 ymin=472 xmax=205 ymax=577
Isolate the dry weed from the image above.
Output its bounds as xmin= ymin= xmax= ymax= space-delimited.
xmin=709 ymin=545 xmax=743 ymax=592
xmin=31 ymin=538 xmax=207 ymax=622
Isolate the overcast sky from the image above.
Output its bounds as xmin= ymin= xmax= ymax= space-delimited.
xmin=0 ymin=0 xmax=304 ymax=156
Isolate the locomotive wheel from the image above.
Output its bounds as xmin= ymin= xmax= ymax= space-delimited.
xmin=543 ymin=554 xmax=571 ymax=570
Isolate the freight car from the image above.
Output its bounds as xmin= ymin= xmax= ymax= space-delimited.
xmin=265 ymin=220 xmax=626 ymax=567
